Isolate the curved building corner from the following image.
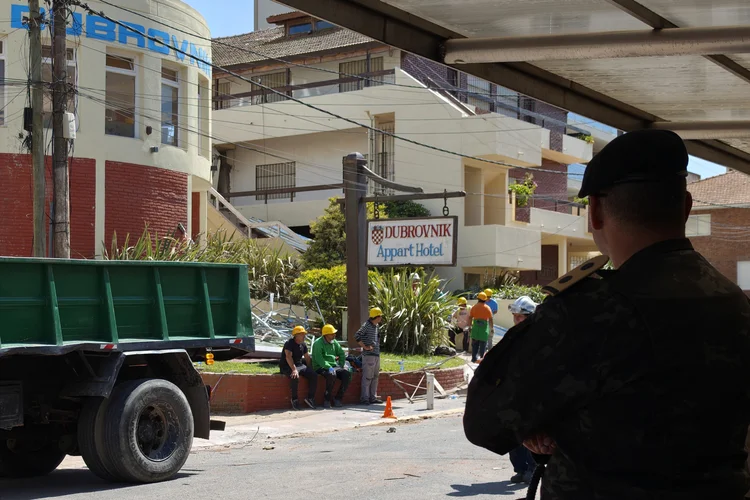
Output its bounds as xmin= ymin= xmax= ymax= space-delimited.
xmin=0 ymin=0 xmax=212 ymax=257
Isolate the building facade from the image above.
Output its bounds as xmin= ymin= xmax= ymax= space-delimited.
xmin=0 ymin=0 xmax=213 ymax=258
xmin=688 ymin=170 xmax=750 ymax=294
xmin=211 ymin=12 xmax=605 ymax=290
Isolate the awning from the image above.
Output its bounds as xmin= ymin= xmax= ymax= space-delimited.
xmin=275 ymin=0 xmax=750 ymax=173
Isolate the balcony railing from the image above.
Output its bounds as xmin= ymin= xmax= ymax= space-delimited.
xmin=213 ymin=70 xmax=396 ymax=110
xmin=510 ymin=193 xmax=587 ymax=224
xmin=524 ymin=195 xmax=587 ymax=216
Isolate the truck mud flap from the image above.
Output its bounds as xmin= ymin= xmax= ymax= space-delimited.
xmin=210 ymin=420 xmax=226 ymax=432
xmin=0 ymin=381 xmax=23 ymax=429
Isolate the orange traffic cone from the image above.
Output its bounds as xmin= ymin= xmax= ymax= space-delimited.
xmin=381 ymin=396 xmax=396 ymax=419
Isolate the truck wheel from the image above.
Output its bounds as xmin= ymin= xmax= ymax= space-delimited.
xmin=0 ymin=438 xmax=66 ymax=478
xmin=78 ymin=397 xmax=120 ymax=482
xmin=104 ymin=379 xmax=194 ymax=483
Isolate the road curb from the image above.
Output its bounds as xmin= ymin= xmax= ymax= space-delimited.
xmin=358 ymin=407 xmax=465 ymax=428
xmin=194 ymin=405 xmax=466 ymax=449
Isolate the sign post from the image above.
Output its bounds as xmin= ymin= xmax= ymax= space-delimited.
xmin=342 ymin=152 xmax=464 ymax=350
xmin=344 ymin=153 xmax=368 ymax=348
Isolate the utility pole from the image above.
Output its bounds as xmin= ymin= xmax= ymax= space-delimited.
xmin=51 ymin=0 xmax=70 ymax=257
xmin=343 ymin=153 xmax=368 ymax=347
xmin=28 ymin=0 xmax=45 ymax=257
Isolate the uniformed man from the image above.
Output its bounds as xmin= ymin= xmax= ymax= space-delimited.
xmin=464 ymin=129 xmax=750 ymax=499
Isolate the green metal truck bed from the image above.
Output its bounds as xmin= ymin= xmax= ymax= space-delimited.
xmin=0 ymin=258 xmax=254 ymax=356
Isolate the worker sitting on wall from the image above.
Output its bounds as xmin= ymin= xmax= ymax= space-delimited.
xmin=279 ymin=326 xmax=317 ymax=411
xmin=312 ymin=324 xmax=352 ymax=408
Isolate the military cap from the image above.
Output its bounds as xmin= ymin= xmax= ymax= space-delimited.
xmin=578 ymin=129 xmax=688 ymax=198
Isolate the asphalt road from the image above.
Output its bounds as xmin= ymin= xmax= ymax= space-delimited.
xmin=0 ymin=414 xmax=530 ymax=500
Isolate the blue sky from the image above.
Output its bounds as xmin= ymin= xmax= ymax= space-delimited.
xmin=185 ymin=0 xmax=254 ymax=38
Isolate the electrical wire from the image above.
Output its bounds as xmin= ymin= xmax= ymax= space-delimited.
xmin=64 ymin=30 xmax=576 ymax=181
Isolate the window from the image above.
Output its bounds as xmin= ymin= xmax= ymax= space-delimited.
xmin=161 ymin=66 xmax=179 ymax=146
xmin=467 ymin=75 xmax=492 ymax=113
xmin=288 ymin=22 xmax=312 ymax=35
xmin=198 ymin=77 xmax=209 ymax=158
xmin=213 ymin=79 xmax=231 ymax=110
xmin=316 ymin=20 xmax=335 ymax=30
xmin=370 ymin=120 xmax=395 ymax=196
xmin=738 ymin=261 xmax=750 ymax=290
xmin=255 ymin=162 xmax=296 ymax=201
xmin=685 ymin=214 xmax=711 ymax=237
xmin=339 ymin=57 xmax=384 ymax=93
xmin=42 ymin=46 xmax=76 ymax=128
xmin=105 ymin=54 xmax=136 ymax=138
xmin=0 ymin=40 xmax=5 ymax=126
xmin=251 ymin=72 xmax=288 ymax=105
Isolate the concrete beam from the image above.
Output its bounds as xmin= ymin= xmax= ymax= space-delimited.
xmin=650 ymin=121 xmax=750 ymax=140
xmin=275 ymin=0 xmax=750 ymax=174
xmin=443 ymin=26 xmax=750 ymax=64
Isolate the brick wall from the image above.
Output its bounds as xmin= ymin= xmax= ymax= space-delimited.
xmin=0 ymin=153 xmax=95 ymax=257
xmin=510 ymin=160 xmax=568 ymax=216
xmin=191 ymin=192 xmax=200 ymax=240
xmin=105 ymin=161 xmax=188 ymax=245
xmin=202 ymin=366 xmax=466 ymax=414
xmin=535 ymin=102 xmax=567 ymax=152
xmin=690 ymin=208 xmax=750 ymax=291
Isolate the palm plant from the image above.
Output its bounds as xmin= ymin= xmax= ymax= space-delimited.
xmin=370 ymin=269 xmax=454 ymax=355
xmin=103 ymin=227 xmax=302 ymax=301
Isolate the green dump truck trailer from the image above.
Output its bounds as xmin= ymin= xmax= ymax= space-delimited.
xmin=0 ymin=258 xmax=254 ymax=483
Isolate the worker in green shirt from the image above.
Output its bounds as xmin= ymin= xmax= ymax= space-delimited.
xmin=311 ymin=324 xmax=352 ymax=408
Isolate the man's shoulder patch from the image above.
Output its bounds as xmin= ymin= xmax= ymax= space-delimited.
xmin=542 ymin=254 xmax=610 ymax=297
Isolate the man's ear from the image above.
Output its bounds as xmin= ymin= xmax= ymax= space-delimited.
xmin=684 ymin=191 xmax=693 ymax=222
xmin=589 ymin=195 xmax=605 ymax=231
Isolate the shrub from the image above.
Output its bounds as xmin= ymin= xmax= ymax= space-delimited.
xmin=383 ymin=200 xmax=430 ymax=218
xmin=291 ymin=265 xmax=379 ymax=329
xmin=370 ymin=269 xmax=453 ymax=355
xmin=103 ymin=227 xmax=302 ymax=302
xmin=491 ymin=284 xmax=546 ymax=304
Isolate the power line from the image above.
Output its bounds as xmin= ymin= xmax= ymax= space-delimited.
xmin=67 ymin=2 xmax=587 ymax=182
xmin=88 ymin=0 xmax=608 ymax=137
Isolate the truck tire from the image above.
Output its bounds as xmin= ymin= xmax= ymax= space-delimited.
xmin=104 ymin=379 xmax=194 ymax=483
xmin=0 ymin=439 xmax=66 ymax=478
xmin=78 ymin=397 xmax=120 ymax=482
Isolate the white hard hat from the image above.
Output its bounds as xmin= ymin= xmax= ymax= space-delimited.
xmin=508 ymin=296 xmax=537 ymax=315
xmin=410 ymin=272 xmax=421 ymax=282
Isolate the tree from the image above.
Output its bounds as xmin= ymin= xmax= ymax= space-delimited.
xmin=301 ymin=198 xmax=346 ymax=269
xmin=301 ymin=198 xmax=389 ymax=270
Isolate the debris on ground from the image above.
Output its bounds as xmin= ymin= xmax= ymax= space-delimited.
xmin=387 ymin=427 xmax=397 ymax=433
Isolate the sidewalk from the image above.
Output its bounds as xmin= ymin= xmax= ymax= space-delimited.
xmin=194 ymin=393 xmax=468 ymax=450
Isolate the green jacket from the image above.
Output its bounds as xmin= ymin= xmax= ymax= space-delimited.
xmin=311 ymin=336 xmax=346 ymax=371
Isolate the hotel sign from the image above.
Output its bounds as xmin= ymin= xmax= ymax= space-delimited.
xmin=367 ymin=217 xmax=458 ymax=266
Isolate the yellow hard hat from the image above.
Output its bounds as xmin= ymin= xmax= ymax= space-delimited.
xmin=291 ymin=325 xmax=307 ymax=336
xmin=321 ymin=324 xmax=337 ymax=336
xmin=369 ymin=307 xmax=383 ymax=318
xmin=477 ymin=292 xmax=488 ymax=301
xmin=457 ymin=297 xmax=467 ymax=305
xmin=483 ymin=289 xmax=494 ymax=297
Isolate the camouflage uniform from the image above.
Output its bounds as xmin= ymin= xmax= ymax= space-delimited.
xmin=464 ymin=238 xmax=750 ymax=499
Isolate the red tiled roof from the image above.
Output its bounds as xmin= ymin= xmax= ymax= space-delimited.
xmin=688 ymin=170 xmax=750 ymax=208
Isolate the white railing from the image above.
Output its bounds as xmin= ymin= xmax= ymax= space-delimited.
xmin=208 ymin=187 xmax=306 ymax=244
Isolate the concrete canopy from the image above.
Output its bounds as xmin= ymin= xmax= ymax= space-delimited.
xmin=274 ymin=0 xmax=750 ymax=173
